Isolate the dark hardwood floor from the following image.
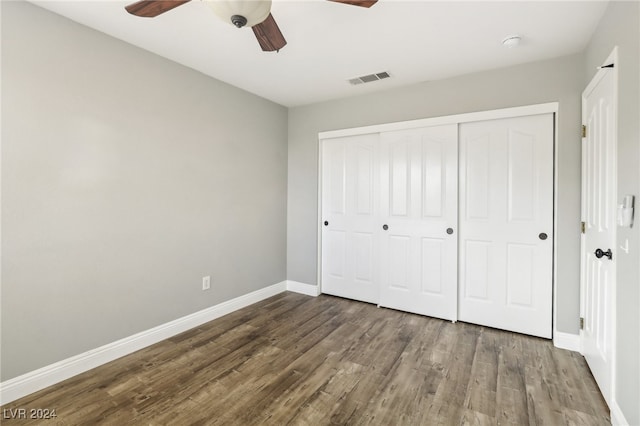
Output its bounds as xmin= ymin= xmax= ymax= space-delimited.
xmin=2 ymin=292 xmax=610 ymax=425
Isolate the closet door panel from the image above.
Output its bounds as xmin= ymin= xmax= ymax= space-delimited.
xmin=459 ymin=114 xmax=553 ymax=338
xmin=321 ymin=134 xmax=379 ymax=304
xmin=379 ymin=125 xmax=458 ymax=321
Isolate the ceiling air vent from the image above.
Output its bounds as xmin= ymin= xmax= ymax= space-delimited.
xmin=348 ymin=71 xmax=391 ymax=85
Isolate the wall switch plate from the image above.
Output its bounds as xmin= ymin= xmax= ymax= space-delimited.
xmin=202 ymin=276 xmax=211 ymax=291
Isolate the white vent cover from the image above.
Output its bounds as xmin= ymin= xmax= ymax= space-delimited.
xmin=348 ymin=71 xmax=391 ymax=85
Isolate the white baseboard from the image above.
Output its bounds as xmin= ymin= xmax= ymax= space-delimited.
xmin=553 ymin=331 xmax=581 ymax=352
xmin=610 ymin=399 xmax=630 ymax=426
xmin=286 ymin=280 xmax=319 ymax=297
xmin=0 ymin=281 xmax=287 ymax=406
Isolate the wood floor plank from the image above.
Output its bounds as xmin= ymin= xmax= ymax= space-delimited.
xmin=569 ymin=352 xmax=611 ymax=423
xmin=286 ymin=360 xmax=384 ymax=425
xmin=496 ymin=386 xmax=529 ymax=425
xmin=356 ymin=360 xmax=430 ymax=425
xmin=400 ymin=316 xmax=444 ymax=373
xmin=1 ymin=293 xmax=611 ymax=425
xmin=524 ymin=365 xmax=568 ymax=425
xmin=463 ymin=330 xmax=499 ymax=419
xmin=460 ymin=408 xmax=496 ymax=426
xmin=426 ymin=324 xmax=480 ymax=424
xmin=464 ymin=360 xmax=497 ymax=418
xmin=265 ymin=360 xmax=363 ymax=425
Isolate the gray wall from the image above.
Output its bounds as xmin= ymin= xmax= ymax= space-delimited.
xmin=288 ymin=53 xmax=585 ymax=335
xmin=1 ymin=1 xmax=288 ymax=381
xmin=585 ymin=2 xmax=640 ymax=424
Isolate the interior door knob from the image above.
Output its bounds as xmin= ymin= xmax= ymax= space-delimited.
xmin=446 ymin=228 xmax=454 ymax=235
xmin=382 ymin=224 xmax=389 ymax=231
xmin=539 ymin=232 xmax=548 ymax=240
xmin=323 ymin=221 xmax=329 ymax=226
xmin=594 ymin=248 xmax=613 ymax=260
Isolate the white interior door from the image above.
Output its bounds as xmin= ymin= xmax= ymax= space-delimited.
xmin=321 ymin=134 xmax=379 ymax=304
xmin=581 ymin=61 xmax=616 ymax=406
xmin=379 ymin=125 xmax=458 ymax=321
xmin=458 ymin=114 xmax=554 ymax=338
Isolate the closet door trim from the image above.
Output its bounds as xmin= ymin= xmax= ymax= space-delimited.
xmin=319 ymin=103 xmax=558 ymax=140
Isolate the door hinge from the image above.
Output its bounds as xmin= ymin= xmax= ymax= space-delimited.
xmin=580 ymin=317 xmax=584 ymax=330
xmin=582 ymin=125 xmax=587 ymax=138
xmin=581 ymin=221 xmax=586 ymax=234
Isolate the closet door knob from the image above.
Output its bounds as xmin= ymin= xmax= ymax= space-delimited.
xmin=382 ymin=224 xmax=389 ymax=231
xmin=446 ymin=228 xmax=454 ymax=235
xmin=324 ymin=221 xmax=329 ymax=226
xmin=539 ymin=232 xmax=548 ymax=240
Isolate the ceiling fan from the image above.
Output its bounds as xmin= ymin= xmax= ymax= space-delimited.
xmin=125 ymin=0 xmax=378 ymax=52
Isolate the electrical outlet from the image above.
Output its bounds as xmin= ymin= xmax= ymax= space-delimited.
xmin=202 ymin=276 xmax=211 ymax=291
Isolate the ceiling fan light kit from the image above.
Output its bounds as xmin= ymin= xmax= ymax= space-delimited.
xmin=206 ymin=0 xmax=272 ymax=28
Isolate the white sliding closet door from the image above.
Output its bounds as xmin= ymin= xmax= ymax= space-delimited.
xmin=379 ymin=125 xmax=458 ymax=320
xmin=458 ymin=114 xmax=554 ymax=338
xmin=321 ymin=134 xmax=379 ymax=304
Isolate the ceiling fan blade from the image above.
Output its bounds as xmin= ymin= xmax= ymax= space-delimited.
xmin=327 ymin=0 xmax=377 ymax=8
xmin=252 ymin=14 xmax=287 ymax=52
xmin=125 ymin=0 xmax=191 ymax=17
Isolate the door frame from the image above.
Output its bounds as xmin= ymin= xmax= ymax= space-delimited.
xmin=317 ymin=102 xmax=559 ymax=330
xmin=580 ymin=46 xmax=618 ymax=406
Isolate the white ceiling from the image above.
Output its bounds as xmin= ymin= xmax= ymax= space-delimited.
xmin=30 ymin=0 xmax=609 ymax=107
